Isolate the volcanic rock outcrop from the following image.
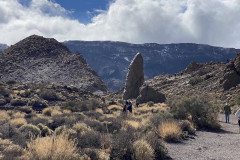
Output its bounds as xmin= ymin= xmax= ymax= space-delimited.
xmin=123 ymin=53 xmax=144 ymax=99
xmin=220 ymin=53 xmax=240 ymax=90
xmin=136 ymin=85 xmax=166 ymax=104
xmin=0 ymin=35 xmax=108 ymax=93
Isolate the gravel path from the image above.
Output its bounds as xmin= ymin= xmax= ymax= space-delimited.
xmin=166 ymin=114 xmax=240 ymax=160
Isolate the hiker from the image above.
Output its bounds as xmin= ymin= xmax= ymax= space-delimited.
xmin=224 ymin=102 xmax=231 ymax=123
xmin=123 ymin=104 xmax=127 ymax=112
xmin=136 ymin=102 xmax=139 ymax=108
xmin=127 ymin=101 xmax=132 ymax=113
xmin=235 ymin=107 xmax=240 ymax=133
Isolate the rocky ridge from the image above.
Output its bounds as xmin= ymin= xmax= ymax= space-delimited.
xmin=145 ymin=56 xmax=240 ymax=105
xmin=0 ymin=35 xmax=108 ymax=93
xmin=64 ymin=41 xmax=240 ymax=91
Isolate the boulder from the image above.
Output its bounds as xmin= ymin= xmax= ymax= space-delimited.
xmin=123 ymin=53 xmax=144 ymax=99
xmin=234 ymin=53 xmax=240 ymax=73
xmin=136 ymin=85 xmax=166 ymax=104
xmin=184 ymin=61 xmax=204 ymax=73
xmin=220 ymin=61 xmax=240 ymax=90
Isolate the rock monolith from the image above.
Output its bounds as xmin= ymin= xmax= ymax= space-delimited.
xmin=123 ymin=53 xmax=144 ymax=99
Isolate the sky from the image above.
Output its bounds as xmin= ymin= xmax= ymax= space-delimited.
xmin=1 ymin=0 xmax=240 ymax=48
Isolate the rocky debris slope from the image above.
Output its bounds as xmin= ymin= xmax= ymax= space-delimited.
xmin=145 ymin=58 xmax=240 ymax=104
xmin=0 ymin=35 xmax=108 ymax=93
xmin=64 ymin=40 xmax=240 ymax=91
xmin=123 ymin=53 xmax=144 ymax=99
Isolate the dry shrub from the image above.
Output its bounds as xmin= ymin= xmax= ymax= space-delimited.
xmin=133 ymin=139 xmax=154 ymax=160
xmin=37 ymin=123 xmax=53 ymax=137
xmin=122 ymin=120 xmax=140 ymax=130
xmin=0 ymin=138 xmax=12 ymax=151
xmin=12 ymin=111 xmax=25 ymax=118
xmin=158 ymin=121 xmax=181 ymax=142
xmin=98 ymin=150 xmax=110 ymax=160
xmin=0 ymin=111 xmax=10 ymax=123
xmin=42 ymin=107 xmax=62 ymax=116
xmin=180 ymin=120 xmax=196 ymax=135
xmin=63 ymin=109 xmax=72 ymax=114
xmin=22 ymin=134 xmax=78 ymax=160
xmin=144 ymin=131 xmax=168 ymax=159
xmin=2 ymin=144 xmax=23 ymax=159
xmin=72 ymin=122 xmax=92 ymax=136
xmin=10 ymin=118 xmax=27 ymax=128
xmin=19 ymin=124 xmax=41 ymax=138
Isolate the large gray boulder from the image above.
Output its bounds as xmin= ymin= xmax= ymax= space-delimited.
xmin=123 ymin=53 xmax=144 ymax=99
xmin=136 ymin=85 xmax=166 ymax=104
xmin=220 ymin=57 xmax=240 ymax=90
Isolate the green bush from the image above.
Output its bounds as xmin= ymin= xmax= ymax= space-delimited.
xmin=10 ymin=99 xmax=27 ymax=106
xmin=0 ymin=87 xmax=10 ymax=97
xmin=63 ymin=100 xmax=99 ymax=112
xmin=150 ymin=111 xmax=173 ymax=128
xmin=169 ymin=96 xmax=220 ymax=130
xmin=37 ymin=123 xmax=53 ymax=137
xmin=40 ymin=89 xmax=58 ymax=101
xmin=29 ymin=99 xmax=48 ymax=110
xmin=189 ymin=76 xmax=203 ymax=85
xmin=19 ymin=124 xmax=41 ymax=138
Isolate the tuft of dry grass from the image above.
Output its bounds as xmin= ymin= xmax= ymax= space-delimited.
xmin=0 ymin=111 xmax=10 ymax=123
xmin=10 ymin=118 xmax=27 ymax=128
xmin=22 ymin=134 xmax=78 ymax=160
xmin=12 ymin=111 xmax=25 ymax=118
xmin=122 ymin=120 xmax=140 ymax=130
xmin=63 ymin=109 xmax=72 ymax=114
xmin=158 ymin=121 xmax=182 ymax=142
xmin=133 ymin=139 xmax=154 ymax=160
xmin=108 ymin=105 xmax=122 ymax=111
xmin=42 ymin=107 xmax=62 ymax=116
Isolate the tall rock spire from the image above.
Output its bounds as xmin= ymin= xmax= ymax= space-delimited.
xmin=123 ymin=52 xmax=144 ymax=99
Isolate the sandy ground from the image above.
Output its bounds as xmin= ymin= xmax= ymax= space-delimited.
xmin=166 ymin=114 xmax=240 ymax=160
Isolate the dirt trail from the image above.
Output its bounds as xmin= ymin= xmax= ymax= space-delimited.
xmin=166 ymin=114 xmax=240 ymax=160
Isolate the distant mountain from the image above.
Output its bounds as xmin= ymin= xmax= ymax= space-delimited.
xmin=0 ymin=35 xmax=108 ymax=93
xmin=0 ymin=44 xmax=8 ymax=52
xmin=64 ymin=41 xmax=240 ymax=91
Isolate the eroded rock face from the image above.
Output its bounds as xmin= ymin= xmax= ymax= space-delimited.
xmin=221 ymin=55 xmax=240 ymax=90
xmin=123 ymin=53 xmax=144 ymax=99
xmin=136 ymin=85 xmax=166 ymax=104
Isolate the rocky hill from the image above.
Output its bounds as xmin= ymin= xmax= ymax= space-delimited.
xmin=144 ymin=55 xmax=240 ymax=106
xmin=64 ymin=41 xmax=240 ymax=91
xmin=0 ymin=35 xmax=108 ymax=93
xmin=0 ymin=43 xmax=8 ymax=52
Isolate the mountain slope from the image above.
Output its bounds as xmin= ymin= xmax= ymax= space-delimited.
xmin=0 ymin=35 xmax=108 ymax=93
xmin=0 ymin=43 xmax=8 ymax=52
xmin=64 ymin=41 xmax=240 ymax=91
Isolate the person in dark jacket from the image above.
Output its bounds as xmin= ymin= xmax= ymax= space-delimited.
xmin=224 ymin=102 xmax=231 ymax=123
xmin=127 ymin=101 xmax=132 ymax=113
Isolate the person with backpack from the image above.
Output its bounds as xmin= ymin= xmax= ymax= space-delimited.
xmin=123 ymin=104 xmax=127 ymax=112
xmin=235 ymin=106 xmax=240 ymax=133
xmin=224 ymin=102 xmax=231 ymax=123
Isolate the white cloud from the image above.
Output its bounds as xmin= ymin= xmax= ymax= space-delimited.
xmin=0 ymin=0 xmax=240 ymax=48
